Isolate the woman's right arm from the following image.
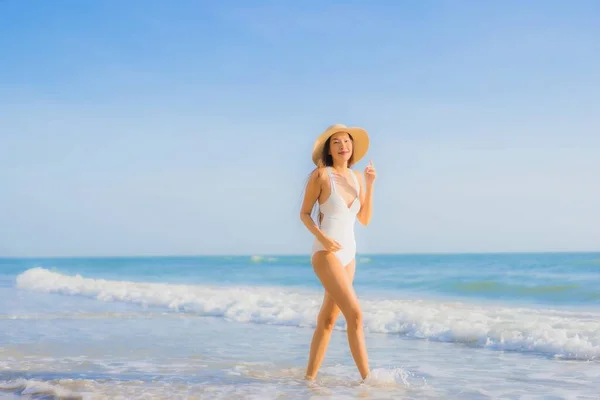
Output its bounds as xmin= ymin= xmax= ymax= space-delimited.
xmin=300 ymin=169 xmax=326 ymax=241
xmin=300 ymin=169 xmax=342 ymax=252
xmin=300 ymin=169 xmax=342 ymax=253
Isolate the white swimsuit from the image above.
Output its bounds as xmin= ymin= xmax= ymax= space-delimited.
xmin=312 ymin=167 xmax=361 ymax=266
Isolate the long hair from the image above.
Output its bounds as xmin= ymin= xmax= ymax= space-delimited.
xmin=305 ymin=133 xmax=355 ymax=226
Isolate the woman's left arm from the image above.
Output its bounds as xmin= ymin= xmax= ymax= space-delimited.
xmin=356 ymin=161 xmax=376 ymax=226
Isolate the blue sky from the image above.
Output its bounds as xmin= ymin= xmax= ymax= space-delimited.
xmin=1 ymin=0 xmax=599 ymax=257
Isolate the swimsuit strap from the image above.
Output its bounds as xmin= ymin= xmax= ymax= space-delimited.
xmin=326 ymin=167 xmax=337 ymax=193
xmin=350 ymin=169 xmax=360 ymax=196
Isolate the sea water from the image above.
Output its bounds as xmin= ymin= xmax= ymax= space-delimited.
xmin=1 ymin=253 xmax=599 ymax=399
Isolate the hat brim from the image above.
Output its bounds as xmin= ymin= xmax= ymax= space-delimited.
xmin=311 ymin=126 xmax=370 ymax=166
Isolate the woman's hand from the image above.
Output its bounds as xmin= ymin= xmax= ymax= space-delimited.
xmin=318 ymin=234 xmax=342 ymax=252
xmin=365 ymin=160 xmax=376 ymax=186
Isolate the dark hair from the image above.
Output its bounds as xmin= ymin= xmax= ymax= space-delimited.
xmin=306 ymin=133 xmax=355 ymax=225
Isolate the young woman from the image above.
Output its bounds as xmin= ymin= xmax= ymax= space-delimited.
xmin=300 ymin=123 xmax=376 ymax=381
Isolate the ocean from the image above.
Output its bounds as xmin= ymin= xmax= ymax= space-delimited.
xmin=0 ymin=252 xmax=599 ymax=399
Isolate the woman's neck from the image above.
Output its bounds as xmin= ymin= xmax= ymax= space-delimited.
xmin=331 ymin=162 xmax=349 ymax=173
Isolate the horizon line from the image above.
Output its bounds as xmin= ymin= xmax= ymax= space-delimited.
xmin=1 ymin=249 xmax=599 ymax=260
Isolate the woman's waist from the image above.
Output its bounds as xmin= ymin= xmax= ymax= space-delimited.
xmin=320 ymin=215 xmax=356 ymax=226
xmin=318 ymin=223 xmax=355 ymax=239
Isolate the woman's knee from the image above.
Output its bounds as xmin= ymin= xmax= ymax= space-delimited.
xmin=345 ymin=307 xmax=363 ymax=331
xmin=318 ymin=313 xmax=337 ymax=331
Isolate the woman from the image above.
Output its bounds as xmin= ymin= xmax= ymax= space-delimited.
xmin=300 ymin=123 xmax=376 ymax=381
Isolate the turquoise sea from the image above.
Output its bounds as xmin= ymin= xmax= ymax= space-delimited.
xmin=1 ymin=252 xmax=599 ymax=399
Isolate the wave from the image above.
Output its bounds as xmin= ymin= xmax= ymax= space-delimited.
xmin=0 ymin=378 xmax=84 ymax=399
xmin=15 ymin=267 xmax=600 ymax=361
xmin=250 ymin=255 xmax=278 ymax=263
xmin=0 ymin=367 xmax=419 ymax=400
xmin=0 ymin=311 xmax=174 ymax=320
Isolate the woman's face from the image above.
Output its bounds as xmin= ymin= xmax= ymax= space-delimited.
xmin=328 ymin=132 xmax=353 ymax=164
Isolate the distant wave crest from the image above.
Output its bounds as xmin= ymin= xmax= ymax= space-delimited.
xmin=250 ymin=255 xmax=278 ymax=263
xmin=16 ymin=267 xmax=600 ymax=361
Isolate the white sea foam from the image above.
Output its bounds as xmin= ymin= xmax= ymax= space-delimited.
xmin=0 ymin=377 xmax=285 ymax=400
xmin=250 ymin=255 xmax=278 ymax=263
xmin=16 ymin=267 xmax=600 ymax=361
xmin=0 ymin=378 xmax=90 ymax=399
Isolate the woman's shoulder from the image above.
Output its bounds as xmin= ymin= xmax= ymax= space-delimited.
xmin=310 ymin=166 xmax=329 ymax=179
xmin=351 ymin=168 xmax=363 ymax=179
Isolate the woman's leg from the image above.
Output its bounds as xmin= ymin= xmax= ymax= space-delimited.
xmin=310 ymin=251 xmax=370 ymax=380
xmin=305 ymin=260 xmax=356 ymax=379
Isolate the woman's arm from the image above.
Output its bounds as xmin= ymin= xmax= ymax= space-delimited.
xmin=356 ymin=161 xmax=376 ymax=226
xmin=300 ymin=168 xmax=326 ymax=241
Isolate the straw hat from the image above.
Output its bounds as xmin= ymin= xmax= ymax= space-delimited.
xmin=311 ymin=123 xmax=370 ymax=166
